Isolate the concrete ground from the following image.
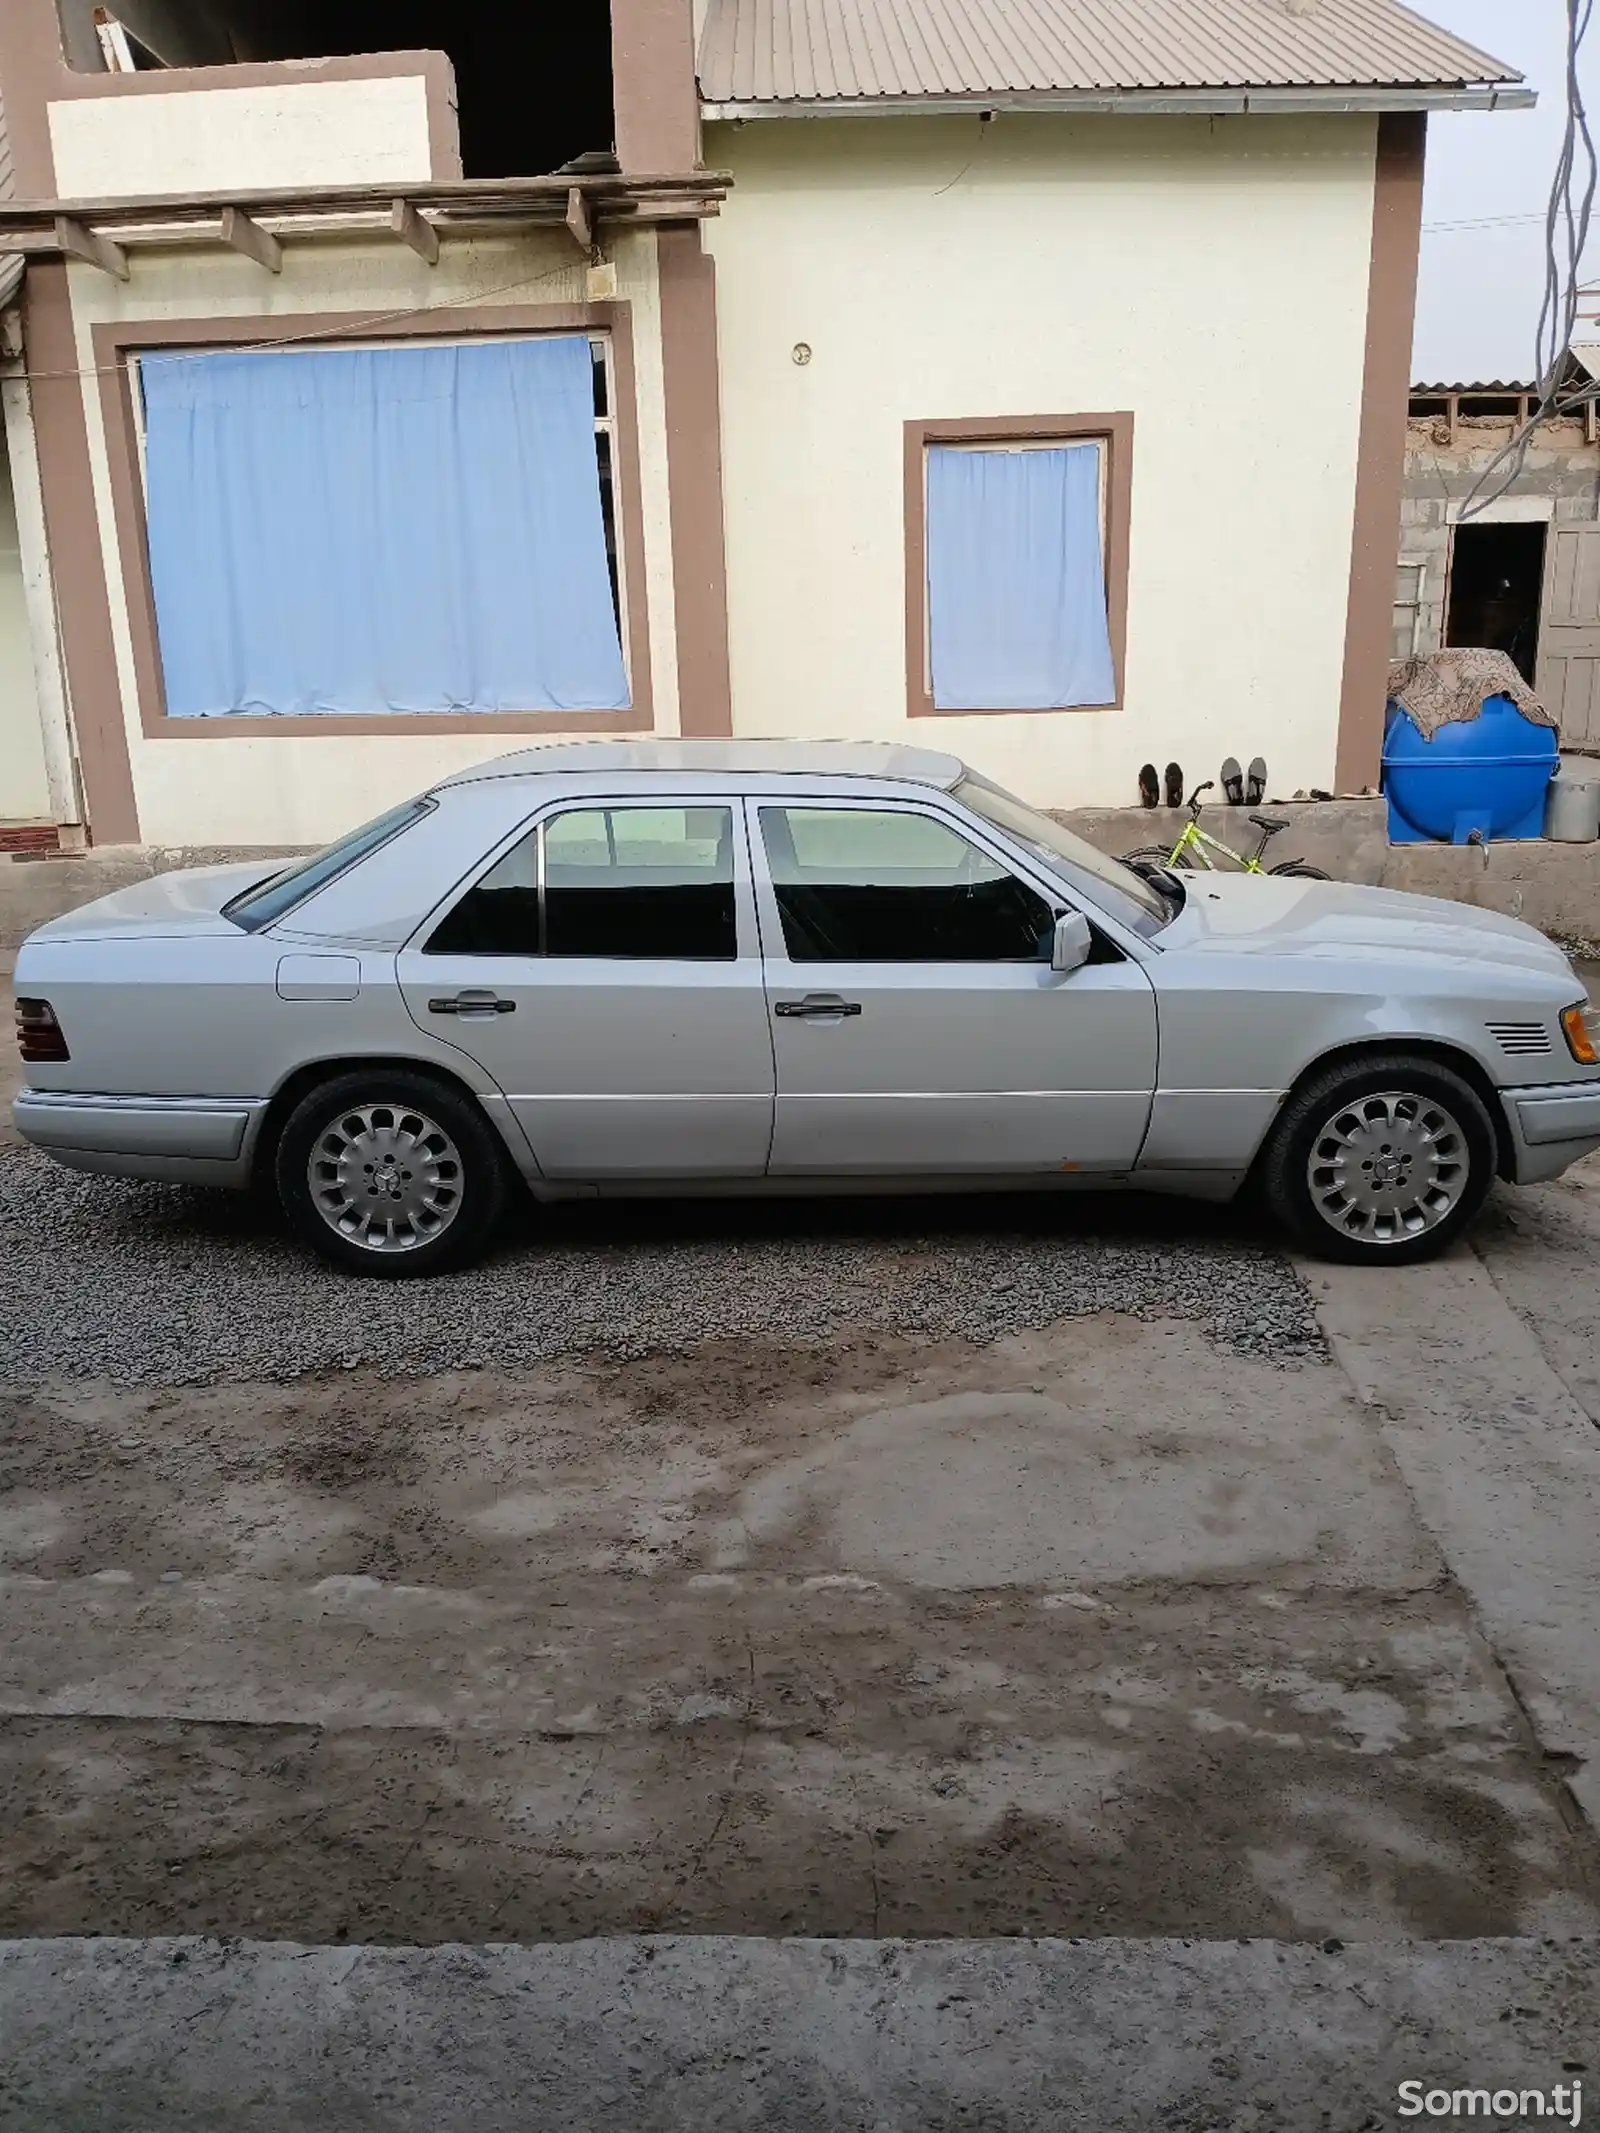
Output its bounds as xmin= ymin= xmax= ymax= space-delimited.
xmin=5 ymin=956 xmax=1600 ymax=2123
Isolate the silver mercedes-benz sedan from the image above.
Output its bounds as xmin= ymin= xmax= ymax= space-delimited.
xmin=12 ymin=740 xmax=1600 ymax=1276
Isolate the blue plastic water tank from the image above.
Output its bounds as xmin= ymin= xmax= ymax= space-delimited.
xmin=1382 ymin=693 xmax=1558 ymax=844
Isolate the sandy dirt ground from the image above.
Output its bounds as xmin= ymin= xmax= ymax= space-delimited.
xmin=1 ymin=1313 xmax=1594 ymax=1946
xmin=3 ymin=958 xmax=1600 ymax=1951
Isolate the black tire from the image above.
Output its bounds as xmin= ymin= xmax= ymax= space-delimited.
xmin=1270 ymin=861 xmax=1331 ymax=879
xmin=1122 ymin=845 xmax=1194 ymax=873
xmin=1259 ymin=1052 xmax=1497 ymax=1265
xmin=275 ymin=1068 xmax=509 ymax=1278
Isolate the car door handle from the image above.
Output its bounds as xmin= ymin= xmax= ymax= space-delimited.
xmin=773 ymin=995 xmax=863 ymax=1019
xmin=428 ymin=991 xmax=516 ymax=1017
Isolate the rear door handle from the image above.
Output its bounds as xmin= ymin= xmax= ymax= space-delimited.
xmin=774 ymin=995 xmax=863 ymax=1019
xmin=429 ymin=991 xmax=516 ymax=1017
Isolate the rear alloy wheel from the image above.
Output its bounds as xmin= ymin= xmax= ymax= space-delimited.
xmin=275 ymin=1070 xmax=507 ymax=1277
xmin=1259 ymin=1054 xmax=1496 ymax=1264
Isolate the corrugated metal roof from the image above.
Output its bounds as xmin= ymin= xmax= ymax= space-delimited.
xmin=0 ymin=84 xmax=14 ymax=202
xmin=698 ymin=0 xmax=1521 ymax=107
xmin=0 ymin=254 xmax=23 ymax=312
xmin=1412 ymin=380 xmax=1534 ymax=394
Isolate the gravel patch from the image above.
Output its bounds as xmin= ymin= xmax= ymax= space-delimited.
xmin=0 ymin=1149 xmax=1324 ymax=1386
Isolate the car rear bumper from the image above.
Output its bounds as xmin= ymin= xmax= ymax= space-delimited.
xmin=12 ymin=1091 xmax=266 ymax=1186
xmin=1500 ymin=1081 xmax=1600 ymax=1183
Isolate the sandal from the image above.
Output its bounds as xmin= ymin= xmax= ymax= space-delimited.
xmin=1138 ymin=763 xmax=1159 ymax=808
xmin=1221 ymin=757 xmax=1244 ymax=806
xmin=1246 ymin=757 xmax=1267 ymax=806
xmin=1164 ymin=762 xmax=1184 ymax=808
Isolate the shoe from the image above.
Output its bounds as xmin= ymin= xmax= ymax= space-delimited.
xmin=1221 ymin=757 xmax=1244 ymax=806
xmin=1164 ymin=762 xmax=1184 ymax=808
xmin=1138 ymin=763 xmax=1159 ymax=808
xmin=1246 ymin=757 xmax=1267 ymax=806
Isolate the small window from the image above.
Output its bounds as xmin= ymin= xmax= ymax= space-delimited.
xmin=428 ymin=805 xmax=737 ymax=961
xmin=924 ymin=439 xmax=1116 ymax=711
xmin=225 ymin=798 xmax=434 ymax=933
xmin=760 ymin=806 xmax=1053 ymax=963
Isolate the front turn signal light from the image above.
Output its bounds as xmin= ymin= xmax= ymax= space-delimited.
xmin=1561 ymin=1002 xmax=1598 ymax=1064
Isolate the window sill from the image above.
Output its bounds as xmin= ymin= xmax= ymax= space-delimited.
xmin=148 ymin=708 xmax=653 ymax=739
xmin=911 ymin=700 xmax=1123 ymax=718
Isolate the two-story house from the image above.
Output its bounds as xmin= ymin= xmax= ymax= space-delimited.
xmin=0 ymin=0 xmax=1524 ymax=850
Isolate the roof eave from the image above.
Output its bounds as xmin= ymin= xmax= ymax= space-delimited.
xmin=701 ymin=83 xmax=1535 ymax=119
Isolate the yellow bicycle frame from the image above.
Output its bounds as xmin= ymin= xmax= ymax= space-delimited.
xmin=1159 ymin=818 xmax=1267 ymax=874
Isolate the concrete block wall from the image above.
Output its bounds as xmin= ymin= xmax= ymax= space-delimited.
xmin=1399 ymin=415 xmax=1600 ymax=662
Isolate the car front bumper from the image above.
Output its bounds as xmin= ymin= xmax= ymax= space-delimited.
xmin=1500 ymin=1081 xmax=1600 ymax=1183
xmin=12 ymin=1091 xmax=267 ymax=1186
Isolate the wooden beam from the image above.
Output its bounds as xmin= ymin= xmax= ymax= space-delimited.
xmin=1 ymin=171 xmax=733 ymax=229
xmin=388 ymin=198 xmax=439 ymax=265
xmin=53 ymin=215 xmax=128 ymax=279
xmin=219 ymin=205 xmax=282 ymax=273
xmin=564 ymin=185 xmax=594 ymax=254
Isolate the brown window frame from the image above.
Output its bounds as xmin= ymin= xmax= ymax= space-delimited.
xmin=903 ymin=412 xmax=1133 ymax=719
xmin=93 ymin=300 xmax=654 ymax=740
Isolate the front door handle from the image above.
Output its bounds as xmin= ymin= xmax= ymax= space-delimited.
xmin=773 ymin=995 xmax=863 ymax=1019
xmin=428 ymin=991 xmax=516 ymax=1017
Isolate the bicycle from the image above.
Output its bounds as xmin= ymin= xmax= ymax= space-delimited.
xmin=1123 ymin=782 xmax=1329 ymax=879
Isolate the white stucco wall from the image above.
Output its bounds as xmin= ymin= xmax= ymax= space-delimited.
xmin=703 ymin=114 xmax=1378 ymax=809
xmin=65 ymin=230 xmax=679 ymax=846
xmin=48 ymin=76 xmax=435 ymax=197
xmin=0 ymin=436 xmax=52 ymax=824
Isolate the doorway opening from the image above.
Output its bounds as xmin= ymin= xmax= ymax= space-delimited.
xmin=1444 ymin=520 xmax=1546 ymax=684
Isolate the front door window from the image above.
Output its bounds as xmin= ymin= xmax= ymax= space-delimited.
xmin=757 ymin=805 xmax=1054 ymax=964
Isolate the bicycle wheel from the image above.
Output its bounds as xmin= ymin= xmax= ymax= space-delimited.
xmin=1123 ymin=845 xmax=1196 ymax=872
xmin=1270 ymin=861 xmax=1330 ymax=879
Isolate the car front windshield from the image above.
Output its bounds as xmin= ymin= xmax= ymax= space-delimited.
xmin=953 ymin=774 xmax=1174 ymax=937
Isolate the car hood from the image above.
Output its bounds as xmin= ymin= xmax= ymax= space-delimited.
xmin=25 ymin=861 xmax=283 ymax=943
xmin=1160 ymin=872 xmax=1574 ymax=978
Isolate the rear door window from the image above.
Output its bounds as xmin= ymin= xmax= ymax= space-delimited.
xmin=427 ymin=805 xmax=737 ymax=960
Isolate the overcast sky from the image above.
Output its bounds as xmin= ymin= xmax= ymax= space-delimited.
xmin=1409 ymin=0 xmax=1597 ymax=383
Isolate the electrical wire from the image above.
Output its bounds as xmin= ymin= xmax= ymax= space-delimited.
xmin=1422 ymin=210 xmax=1551 ymax=232
xmin=1458 ymin=0 xmax=1599 ymax=520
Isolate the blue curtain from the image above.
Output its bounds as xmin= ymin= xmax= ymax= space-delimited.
xmin=926 ymin=443 xmax=1116 ymax=712
xmin=140 ymin=337 xmax=629 ymax=718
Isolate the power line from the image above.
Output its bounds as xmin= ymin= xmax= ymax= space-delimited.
xmin=1422 ymin=210 xmax=1551 ymax=232
xmin=1459 ymin=0 xmax=1600 ymax=520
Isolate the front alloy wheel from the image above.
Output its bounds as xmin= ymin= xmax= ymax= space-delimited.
xmin=1260 ymin=1053 xmax=1496 ymax=1264
xmin=1304 ymin=1089 xmax=1469 ymax=1247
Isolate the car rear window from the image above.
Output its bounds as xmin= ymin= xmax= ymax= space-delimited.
xmin=224 ymin=798 xmax=435 ymax=933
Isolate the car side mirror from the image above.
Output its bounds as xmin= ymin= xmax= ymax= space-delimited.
xmin=1051 ymin=910 xmax=1093 ymax=974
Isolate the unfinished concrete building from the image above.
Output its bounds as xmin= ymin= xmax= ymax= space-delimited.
xmin=1400 ymin=365 xmax=1600 ymax=746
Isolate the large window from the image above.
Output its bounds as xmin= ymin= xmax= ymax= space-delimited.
xmin=759 ymin=806 xmax=1054 ymax=963
xmin=906 ymin=415 xmax=1132 ymax=718
xmin=138 ymin=335 xmax=629 ymax=721
xmin=428 ymin=806 xmax=737 ymax=961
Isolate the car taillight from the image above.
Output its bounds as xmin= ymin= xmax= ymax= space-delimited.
xmin=15 ymin=998 xmax=69 ymax=1063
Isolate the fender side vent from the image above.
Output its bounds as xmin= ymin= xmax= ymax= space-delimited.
xmin=1488 ymin=1020 xmax=1553 ymax=1057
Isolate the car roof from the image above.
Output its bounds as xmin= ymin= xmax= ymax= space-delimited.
xmin=433 ymin=739 xmax=967 ymax=789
